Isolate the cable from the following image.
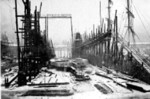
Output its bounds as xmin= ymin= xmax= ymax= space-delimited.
xmin=121 ymin=17 xmax=127 ymax=36
xmin=123 ymin=29 xmax=128 ymax=39
xmin=121 ymin=18 xmax=127 ymax=38
xmin=5 ymin=0 xmax=12 ymax=8
xmin=118 ymin=11 xmax=125 ymax=33
xmin=132 ymin=2 xmax=150 ymax=39
xmin=136 ymin=7 xmax=150 ymax=29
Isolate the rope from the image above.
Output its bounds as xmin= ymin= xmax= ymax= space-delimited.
xmin=132 ymin=3 xmax=150 ymax=39
xmin=118 ymin=11 xmax=125 ymax=34
xmin=135 ymin=6 xmax=150 ymax=29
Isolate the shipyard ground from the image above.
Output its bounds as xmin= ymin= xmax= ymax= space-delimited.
xmin=1 ymin=58 xmax=150 ymax=99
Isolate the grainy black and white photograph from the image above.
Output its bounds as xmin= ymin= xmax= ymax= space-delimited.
xmin=1 ymin=0 xmax=150 ymax=98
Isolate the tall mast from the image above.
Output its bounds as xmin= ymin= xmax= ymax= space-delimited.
xmin=107 ymin=0 xmax=111 ymax=31
xmin=127 ymin=0 xmax=131 ymax=44
xmin=127 ymin=0 xmax=134 ymax=44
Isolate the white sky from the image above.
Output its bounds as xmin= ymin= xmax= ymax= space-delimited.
xmin=1 ymin=0 xmax=150 ymax=44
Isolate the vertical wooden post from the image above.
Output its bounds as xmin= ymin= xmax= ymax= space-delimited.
xmin=70 ymin=17 xmax=73 ymax=58
xmin=15 ymin=0 xmax=21 ymax=69
xmin=99 ymin=1 xmax=102 ymax=26
xmin=115 ymin=10 xmax=118 ymax=60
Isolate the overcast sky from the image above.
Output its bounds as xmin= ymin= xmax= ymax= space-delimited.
xmin=1 ymin=0 xmax=150 ymax=44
